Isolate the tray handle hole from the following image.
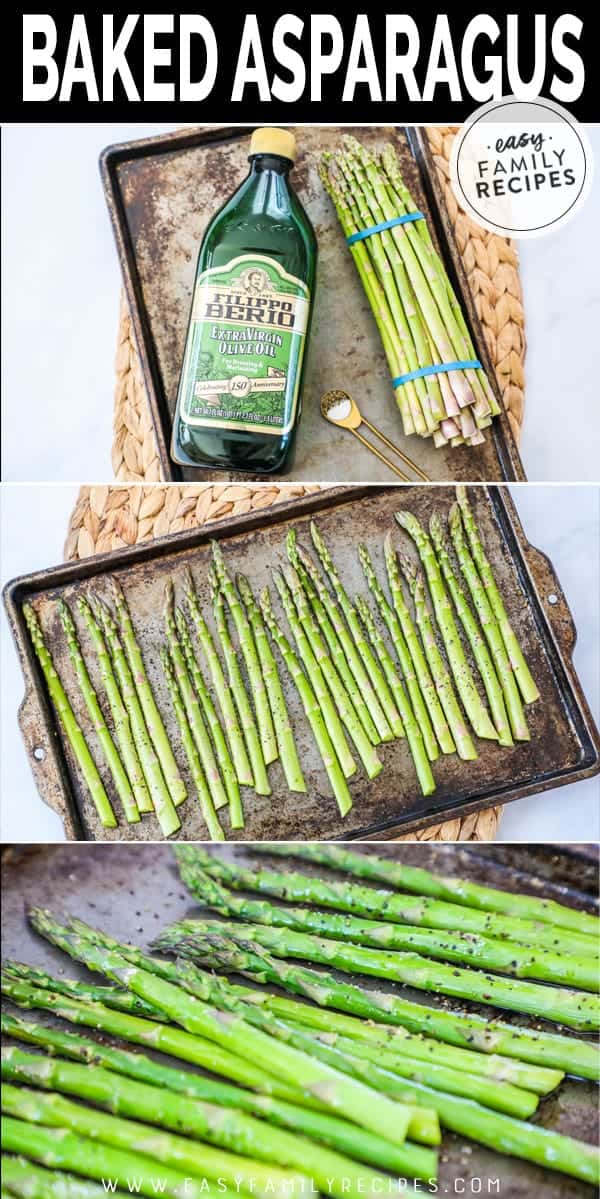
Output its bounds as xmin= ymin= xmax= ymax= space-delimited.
xmin=547 ymin=593 xmax=559 ymax=606
xmin=33 ymin=745 xmax=46 ymax=762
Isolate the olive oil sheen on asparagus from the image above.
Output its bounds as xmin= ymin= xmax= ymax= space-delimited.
xmin=172 ymin=128 xmax=317 ymax=474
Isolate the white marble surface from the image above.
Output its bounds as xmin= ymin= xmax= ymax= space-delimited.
xmin=2 ymin=124 xmax=600 ymax=483
xmin=1 ymin=483 xmax=598 ymax=843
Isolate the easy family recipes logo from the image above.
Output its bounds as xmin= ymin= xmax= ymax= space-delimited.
xmin=473 ymin=129 xmax=576 ymax=198
xmin=450 ymin=96 xmax=593 ymax=237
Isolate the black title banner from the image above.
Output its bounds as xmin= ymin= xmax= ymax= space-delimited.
xmin=1 ymin=5 xmax=596 ymax=121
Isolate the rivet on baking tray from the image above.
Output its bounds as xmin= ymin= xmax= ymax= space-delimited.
xmin=548 ymin=593 xmax=559 ymax=605
xmin=33 ymin=746 xmax=46 ymax=761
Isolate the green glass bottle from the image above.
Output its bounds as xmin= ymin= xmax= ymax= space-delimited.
xmin=171 ymin=127 xmax=317 ymax=474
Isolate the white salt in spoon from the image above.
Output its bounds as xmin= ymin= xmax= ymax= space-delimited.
xmin=321 ymin=390 xmax=429 ymax=482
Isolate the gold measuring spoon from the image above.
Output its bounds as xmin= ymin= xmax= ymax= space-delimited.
xmin=321 ymin=390 xmax=430 ymax=482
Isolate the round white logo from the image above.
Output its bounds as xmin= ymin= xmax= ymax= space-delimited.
xmin=450 ymin=97 xmax=593 ymax=240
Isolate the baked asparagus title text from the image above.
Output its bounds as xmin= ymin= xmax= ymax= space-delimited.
xmin=22 ymin=13 xmax=585 ymax=104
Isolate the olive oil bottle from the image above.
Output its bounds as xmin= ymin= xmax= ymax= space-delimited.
xmin=171 ymin=127 xmax=317 ymax=474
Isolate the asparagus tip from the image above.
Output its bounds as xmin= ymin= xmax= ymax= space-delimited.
xmin=448 ymin=501 xmax=463 ymax=533
xmin=429 ymin=511 xmax=444 ymax=538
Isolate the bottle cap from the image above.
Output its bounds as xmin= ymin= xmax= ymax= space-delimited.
xmin=249 ymin=127 xmax=296 ymax=163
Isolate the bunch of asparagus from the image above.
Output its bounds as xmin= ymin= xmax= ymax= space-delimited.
xmin=1 ymin=888 xmax=598 ymax=1190
xmin=23 ymin=488 xmax=539 ymax=833
xmin=320 ymin=137 xmax=501 ymax=448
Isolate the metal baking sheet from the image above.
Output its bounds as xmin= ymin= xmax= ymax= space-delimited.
xmin=3 ymin=485 xmax=599 ymax=841
xmin=1 ymin=841 xmax=597 ymax=1198
xmin=101 ymin=125 xmax=525 ymax=484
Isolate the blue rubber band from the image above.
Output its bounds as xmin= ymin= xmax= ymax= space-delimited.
xmin=346 ymin=212 xmax=425 ymax=246
xmin=392 ymin=360 xmax=482 ymax=388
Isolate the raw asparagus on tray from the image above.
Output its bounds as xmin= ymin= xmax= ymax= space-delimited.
xmin=21 ymin=488 xmax=540 ymax=835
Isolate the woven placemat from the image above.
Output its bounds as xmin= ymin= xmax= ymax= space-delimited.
xmin=64 ymin=483 xmax=501 ymax=841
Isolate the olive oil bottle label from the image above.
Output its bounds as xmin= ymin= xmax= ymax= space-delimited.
xmin=179 ymin=254 xmax=310 ymax=437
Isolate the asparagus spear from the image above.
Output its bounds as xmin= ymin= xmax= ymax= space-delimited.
xmin=357 ymin=542 xmax=440 ymax=758
xmin=23 ymin=603 xmax=117 ymax=829
xmin=191 ymin=845 xmax=596 ymax=958
xmin=171 ymin=930 xmax=598 ymax=1080
xmin=211 ymin=542 xmax=277 ymax=764
xmin=210 ymin=570 xmax=270 ymax=797
xmin=258 ymin=587 xmax=354 ymax=816
xmin=275 ymin=844 xmax=600 ymax=936
xmin=164 ymin=580 xmax=228 ymax=812
xmin=237 ymin=574 xmax=306 ymax=793
xmin=398 ymin=556 xmax=477 ymax=760
xmin=395 ymin=511 xmax=498 ymax=739
xmin=178 ymin=861 xmax=598 ymax=991
xmin=310 ymin=522 xmax=403 ymax=737
xmin=184 ymin=568 xmax=253 ymax=786
xmin=0 ymin=976 xmax=318 ymax=1107
xmin=273 ymin=570 xmax=356 ymax=781
xmin=20 ymin=927 xmax=418 ymax=1148
xmin=448 ymin=501 xmax=531 ymax=740
xmin=1 ymin=1013 xmax=437 ymax=1183
xmin=161 ymin=648 xmax=224 ymax=841
xmin=158 ymin=916 xmax=600 ymax=1030
xmin=58 ymin=601 xmax=139 ymax=822
xmin=2 ymin=961 xmax=165 ymax=1020
xmin=175 ymin=606 xmax=242 ymax=823
xmin=429 ymin=512 xmax=516 ymax=747
xmin=96 ymin=598 xmax=180 ymax=834
xmin=383 ymin=533 xmax=457 ymax=748
xmin=0 ymin=1110 xmax=247 ymax=1199
xmin=285 ymin=564 xmax=383 ymax=780
xmin=290 ymin=533 xmax=390 ymax=742
xmin=456 ymin=485 xmax=540 ymax=703
xmin=112 ymin=578 xmax=186 ymax=805
xmin=354 ymin=596 xmax=406 ymax=735
xmin=2 ymin=1074 xmax=309 ymax=1199
xmin=78 ymin=597 xmax=152 ymax=812
xmin=1 ymin=1155 xmax=113 ymax=1199
xmin=4 ymin=1051 xmax=394 ymax=1199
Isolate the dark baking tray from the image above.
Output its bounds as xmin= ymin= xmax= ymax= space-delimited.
xmin=1 ymin=841 xmax=598 ymax=1199
xmin=100 ymin=125 xmax=525 ymax=485
xmin=3 ymin=485 xmax=599 ymax=841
